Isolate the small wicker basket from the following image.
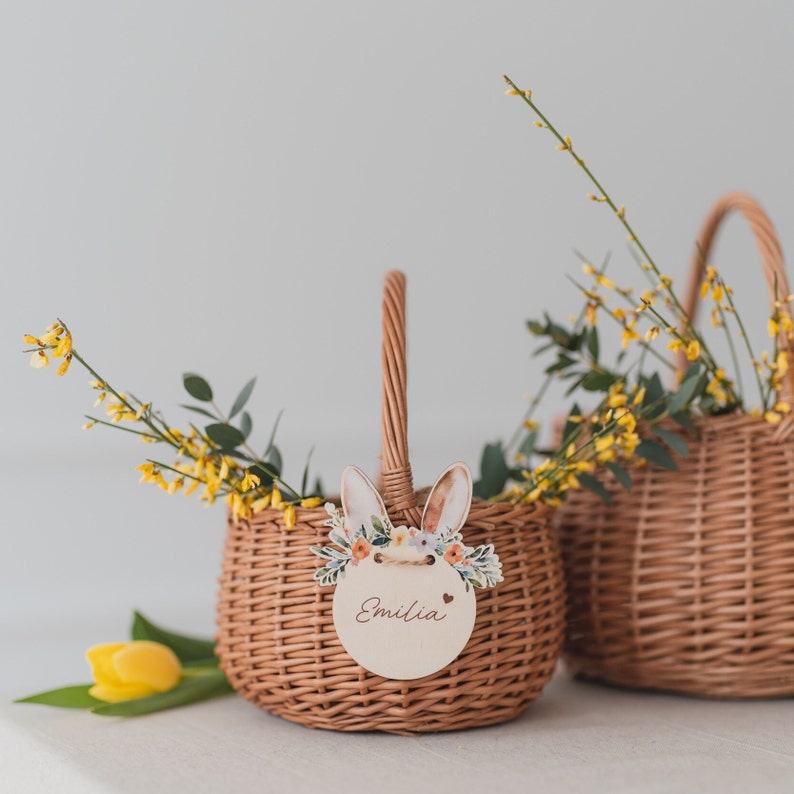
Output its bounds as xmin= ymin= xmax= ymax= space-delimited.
xmin=215 ymin=271 xmax=566 ymax=733
xmin=557 ymin=192 xmax=794 ymax=698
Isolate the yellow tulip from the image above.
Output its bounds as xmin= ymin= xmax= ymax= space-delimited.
xmin=86 ymin=641 xmax=181 ymax=702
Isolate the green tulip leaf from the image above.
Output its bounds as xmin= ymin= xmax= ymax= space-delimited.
xmin=16 ymin=684 xmax=102 ymax=710
xmin=131 ymin=611 xmax=217 ymax=664
xmin=91 ymin=671 xmax=233 ymax=717
xmin=229 ymin=378 xmax=256 ymax=419
xmin=183 ymin=373 xmax=213 ymax=402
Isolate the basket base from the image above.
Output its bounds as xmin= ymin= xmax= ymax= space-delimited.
xmin=564 ymin=654 xmax=794 ymax=699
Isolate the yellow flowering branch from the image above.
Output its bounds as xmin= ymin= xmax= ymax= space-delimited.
xmin=23 ymin=320 xmax=321 ymax=522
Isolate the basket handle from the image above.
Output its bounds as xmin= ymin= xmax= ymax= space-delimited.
xmin=380 ymin=271 xmax=423 ymax=527
xmin=678 ymin=191 xmax=794 ymax=400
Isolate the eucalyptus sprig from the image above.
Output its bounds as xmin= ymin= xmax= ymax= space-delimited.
xmin=23 ymin=320 xmax=323 ymax=523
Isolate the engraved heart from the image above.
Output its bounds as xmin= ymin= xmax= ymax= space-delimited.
xmin=443 ymin=593 xmax=454 ymax=604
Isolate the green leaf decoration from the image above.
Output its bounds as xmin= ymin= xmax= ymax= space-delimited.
xmin=649 ymin=426 xmax=690 ymax=459
xmin=670 ymin=410 xmax=697 ymax=434
xmin=577 ymin=472 xmax=613 ymax=504
xmin=641 ymin=372 xmax=664 ymax=410
xmin=183 ymin=373 xmax=213 ymax=402
xmin=476 ymin=442 xmax=510 ymax=499
xmin=249 ymin=462 xmax=275 ymax=487
xmin=636 ymin=439 xmax=678 ymax=470
xmin=205 ymin=423 xmax=245 ymax=450
xmin=16 ymin=684 xmax=102 ymax=710
xmin=545 ymin=353 xmax=576 ymax=374
xmin=301 ymin=447 xmax=315 ymax=496
xmin=239 ymin=411 xmax=253 ymax=440
xmin=267 ymin=445 xmax=283 ymax=476
xmin=91 ymin=671 xmax=232 ymax=717
xmin=229 ymin=378 xmax=256 ymax=419
xmin=666 ymin=373 xmax=702 ymax=416
xmin=131 ymin=611 xmax=217 ymax=664
xmin=587 ymin=326 xmax=599 ymax=363
xmin=180 ymin=404 xmax=218 ymax=420
xmin=581 ymin=371 xmax=618 ymax=391
xmin=605 ymin=461 xmax=631 ymax=490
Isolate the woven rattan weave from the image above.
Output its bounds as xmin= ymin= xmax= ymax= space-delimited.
xmin=216 ymin=271 xmax=566 ymax=732
xmin=557 ymin=192 xmax=794 ymax=698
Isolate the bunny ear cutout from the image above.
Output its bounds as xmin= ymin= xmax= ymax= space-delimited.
xmin=422 ymin=462 xmax=473 ymax=536
xmin=340 ymin=466 xmax=390 ymax=535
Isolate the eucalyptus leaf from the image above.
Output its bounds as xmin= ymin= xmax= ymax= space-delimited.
xmin=91 ymin=671 xmax=232 ymax=717
xmin=267 ymin=445 xmax=283 ymax=476
xmin=577 ymin=472 xmax=613 ymax=504
xmin=249 ymin=463 xmax=275 ymax=487
xmin=180 ymin=404 xmax=218 ymax=420
xmin=636 ymin=439 xmax=678 ymax=470
xmin=605 ymin=461 xmax=631 ymax=490
xmin=264 ymin=410 xmax=283 ymax=455
xmin=670 ymin=410 xmax=697 ymax=434
xmin=582 ymin=372 xmax=617 ymax=391
xmin=16 ymin=684 xmax=102 ymax=710
xmin=229 ymin=378 xmax=256 ymax=419
xmin=131 ymin=611 xmax=217 ymax=664
xmin=649 ymin=426 xmax=689 ymax=459
xmin=239 ymin=411 xmax=253 ymax=440
xmin=475 ymin=442 xmax=510 ymax=500
xmin=666 ymin=374 xmax=701 ymax=416
xmin=205 ymin=423 xmax=245 ymax=449
xmin=301 ymin=447 xmax=315 ymax=496
xmin=587 ymin=326 xmax=600 ymax=363
xmin=183 ymin=374 xmax=213 ymax=402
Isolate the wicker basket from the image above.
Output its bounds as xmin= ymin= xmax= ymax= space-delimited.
xmin=557 ymin=192 xmax=794 ymax=698
xmin=215 ymin=271 xmax=566 ymax=733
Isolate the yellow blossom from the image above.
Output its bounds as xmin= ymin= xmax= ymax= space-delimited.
xmin=596 ymin=274 xmax=615 ymax=290
xmin=582 ymin=263 xmax=596 ymax=276
xmin=56 ymin=355 xmax=72 ymax=376
xmin=622 ymin=320 xmax=640 ymax=348
xmin=53 ymin=333 xmax=73 ymax=358
xmin=183 ymin=478 xmax=201 ymax=497
xmin=769 ymin=317 xmax=780 ymax=338
xmin=239 ymin=470 xmax=261 ymax=492
xmin=524 ymin=419 xmax=539 ymax=431
xmin=82 ymin=421 xmax=96 ymax=430
xmin=645 ymin=326 xmax=660 ymax=341
xmin=300 ymin=496 xmax=323 ymax=508
xmin=22 ymin=334 xmax=40 ymax=345
xmin=585 ymin=302 xmax=598 ymax=325
xmin=594 ymin=434 xmax=615 ymax=453
xmin=271 ymin=484 xmax=284 ymax=509
xmin=252 ymin=493 xmax=273 ymax=513
xmin=86 ymin=641 xmax=181 ymax=703
xmin=666 ymin=339 xmax=683 ymax=354
xmin=633 ymin=387 xmax=646 ymax=406
xmin=685 ymin=340 xmax=701 ymax=361
xmin=774 ymin=401 xmax=792 ymax=414
xmin=712 ymin=283 xmax=724 ymax=302
xmin=30 ymin=350 xmax=50 ymax=369
xmin=284 ymin=504 xmax=297 ymax=530
xmin=764 ymin=411 xmax=783 ymax=425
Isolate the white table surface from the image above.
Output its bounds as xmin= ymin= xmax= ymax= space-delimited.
xmin=4 ymin=655 xmax=794 ymax=794
xmin=3 ymin=465 xmax=794 ymax=793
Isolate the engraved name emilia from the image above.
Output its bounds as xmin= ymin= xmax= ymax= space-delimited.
xmin=356 ymin=596 xmax=447 ymax=624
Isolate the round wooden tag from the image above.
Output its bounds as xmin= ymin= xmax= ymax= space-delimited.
xmin=332 ymin=548 xmax=476 ymax=680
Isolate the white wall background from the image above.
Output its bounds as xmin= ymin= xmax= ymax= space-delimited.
xmin=3 ymin=1 xmax=794 ymax=644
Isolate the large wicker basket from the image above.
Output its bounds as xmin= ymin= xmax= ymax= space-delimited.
xmin=216 ymin=271 xmax=566 ymax=733
xmin=557 ymin=192 xmax=794 ymax=698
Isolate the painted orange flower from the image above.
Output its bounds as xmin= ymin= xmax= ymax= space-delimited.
xmin=443 ymin=543 xmax=464 ymax=565
xmin=351 ymin=537 xmax=371 ymax=561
